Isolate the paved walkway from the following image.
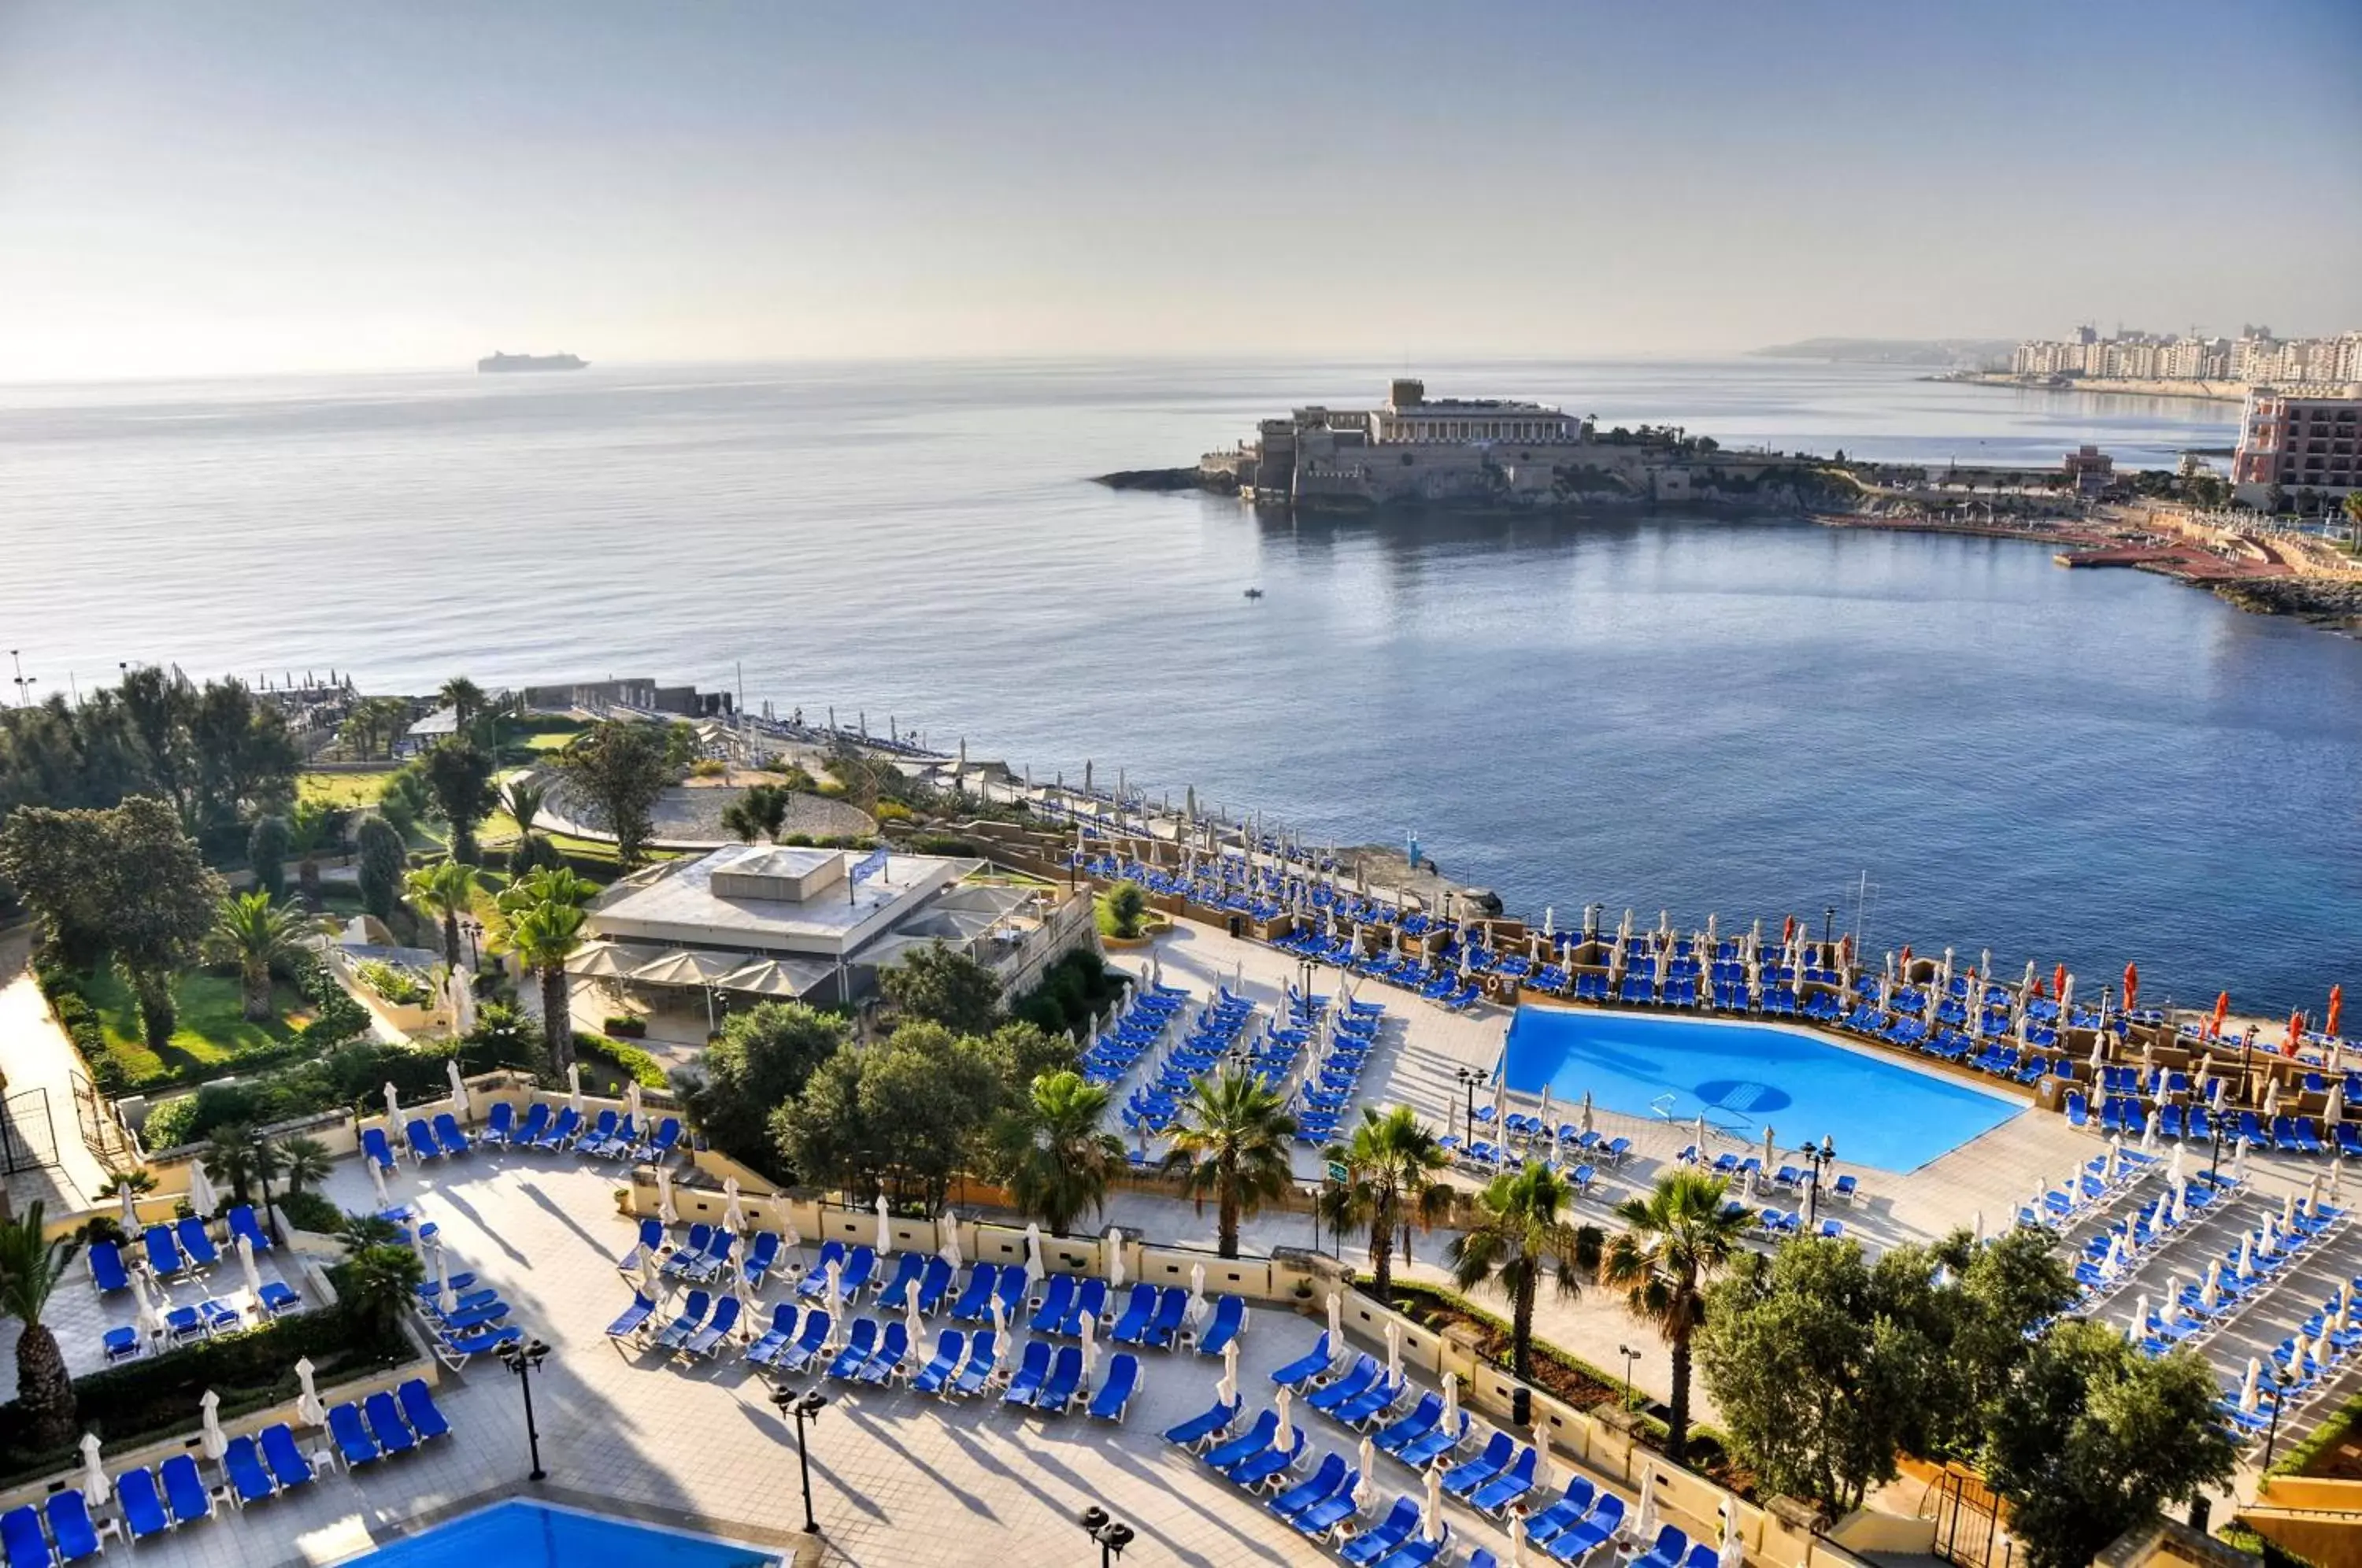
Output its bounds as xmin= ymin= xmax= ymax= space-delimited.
xmin=0 ymin=931 xmax=113 ymax=1217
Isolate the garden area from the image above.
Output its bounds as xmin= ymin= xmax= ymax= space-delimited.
xmin=80 ymin=959 xmax=314 ymax=1084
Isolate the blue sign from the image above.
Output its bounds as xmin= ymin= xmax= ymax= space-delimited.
xmin=850 ymin=846 xmax=890 ymax=886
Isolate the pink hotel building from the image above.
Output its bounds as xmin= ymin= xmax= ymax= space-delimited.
xmin=2233 ymin=386 xmax=2361 ymax=501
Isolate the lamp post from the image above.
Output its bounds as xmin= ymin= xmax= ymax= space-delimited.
xmin=1618 ymin=1344 xmax=1641 ymax=1412
xmin=1077 ymin=1505 xmax=1135 ymax=1566
xmin=492 ymin=1336 xmax=551 ymax=1481
xmin=9 ymin=650 xmax=33 ymax=708
xmin=1801 ymin=1135 xmax=1837 ymax=1228
xmin=770 ymin=1386 xmax=829 ymax=1533
xmin=459 ymin=916 xmax=483 ymax=971
xmin=1456 ymin=1067 xmax=1486 ymax=1141
xmin=2264 ymin=1373 xmax=2291 ymax=1469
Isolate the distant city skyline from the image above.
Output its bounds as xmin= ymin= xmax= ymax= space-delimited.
xmin=1 ymin=0 xmax=2357 ymax=382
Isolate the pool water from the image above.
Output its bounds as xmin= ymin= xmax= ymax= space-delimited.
xmin=1496 ymin=1008 xmax=2023 ymax=1173
xmin=346 ymin=1502 xmax=773 ymax=1568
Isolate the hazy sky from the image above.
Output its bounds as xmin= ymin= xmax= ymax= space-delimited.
xmin=2 ymin=0 xmax=2357 ymax=379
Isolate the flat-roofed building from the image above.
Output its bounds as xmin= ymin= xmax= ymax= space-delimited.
xmin=2234 ymin=386 xmax=2362 ymax=500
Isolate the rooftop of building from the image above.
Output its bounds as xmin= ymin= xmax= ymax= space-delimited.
xmin=586 ymin=843 xmax=979 ymax=955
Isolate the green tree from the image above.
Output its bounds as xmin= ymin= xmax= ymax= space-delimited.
xmin=1103 ymin=879 xmax=1150 ymax=939
xmin=559 ymin=720 xmax=674 ymax=868
xmin=720 ymin=782 xmax=793 ymax=842
xmin=187 ymin=679 xmax=300 ymax=832
xmin=1161 ymin=1069 xmax=1297 ymax=1259
xmin=1983 ymin=1320 xmax=2236 ymax=1568
xmin=773 ymin=1023 xmax=1003 ymax=1207
xmin=355 ymin=815 xmax=406 ymax=921
xmin=248 ymin=812 xmax=290 ymax=900
xmin=498 ymin=776 xmax=546 ymax=861
xmin=677 ymin=1000 xmax=850 ymax=1178
xmin=338 ymin=1237 xmax=426 ymax=1341
xmin=0 ymin=1202 xmax=82 ymax=1452
xmin=205 ymin=889 xmax=307 ymax=1022
xmin=201 ymin=1121 xmax=286 ymax=1237
xmin=404 ymin=859 xmax=479 ymax=970
xmin=1446 ymin=1163 xmax=1603 ymax=1381
xmin=1600 ymin=1168 xmax=1752 ymax=1463
xmin=880 ymin=939 xmax=1001 ymax=1036
xmin=1927 ymin=1225 xmax=2077 ymax=1456
xmin=1321 ymin=1104 xmax=1453 ymax=1302
xmin=275 ymin=1134 xmax=334 ymax=1196
xmin=458 ymin=999 xmax=542 ymax=1074
xmin=978 ymin=1018 xmax=1081 ymax=1093
xmin=421 ymin=739 xmax=496 ymax=863
xmin=284 ymin=798 xmax=338 ymax=908
xmin=438 ymin=677 xmax=487 ymax=727
xmin=495 ymin=864 xmax=599 ymax=915
xmin=506 ymin=895 xmax=587 ymax=1071
xmin=988 ymin=1069 xmax=1125 ymax=1236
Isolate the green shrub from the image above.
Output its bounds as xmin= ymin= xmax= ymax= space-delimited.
xmin=276 ymin=1189 xmax=342 ymax=1234
xmin=575 ymin=1033 xmax=668 ymax=1089
xmin=1009 ymin=949 xmax=1124 ymax=1038
xmin=603 ymin=1014 xmax=647 ymax=1038
xmin=286 ymin=949 xmax=371 ymax=1046
xmin=355 ymin=959 xmax=430 ymax=1007
xmin=906 ymin=834 xmax=979 ymax=856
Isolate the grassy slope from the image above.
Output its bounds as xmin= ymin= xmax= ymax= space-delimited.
xmin=85 ymin=961 xmax=312 ymax=1082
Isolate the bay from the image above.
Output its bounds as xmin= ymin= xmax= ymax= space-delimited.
xmin=2 ymin=357 xmax=2353 ymax=1011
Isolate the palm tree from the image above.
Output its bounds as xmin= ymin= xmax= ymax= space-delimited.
xmin=496 ymin=865 xmax=599 ymax=916
xmin=720 ymin=782 xmax=792 ymax=843
xmin=94 ymin=1167 xmax=157 ymax=1206
xmin=1446 ymin=1164 xmax=1602 ymax=1381
xmin=1 ymin=1202 xmax=83 ymax=1450
xmin=438 ymin=676 xmax=487 ymax=727
xmin=1322 ymin=1104 xmax=1453 ymax=1302
xmin=339 ymin=1237 xmax=425 ymax=1340
xmin=202 ymin=1122 xmax=287 ymax=1237
xmin=1601 ymin=1168 xmax=1753 ymax=1463
xmin=205 ymin=890 xmax=307 ymax=1021
xmin=508 ymin=896 xmax=587 ymax=1071
xmin=1161 ymin=1069 xmax=1297 ymax=1259
xmin=989 ymin=1071 xmax=1126 ymax=1236
xmin=404 ymin=858 xmax=478 ymax=969
xmin=275 ymin=1134 xmax=334 ymax=1196
xmin=499 ymin=776 xmax=547 ymax=859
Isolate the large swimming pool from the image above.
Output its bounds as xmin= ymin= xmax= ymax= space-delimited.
xmin=1496 ymin=1008 xmax=2023 ymax=1173
xmin=345 ymin=1503 xmax=772 ymax=1568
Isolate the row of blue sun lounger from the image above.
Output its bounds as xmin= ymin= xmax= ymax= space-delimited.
xmin=0 ymin=1385 xmax=451 ymax=1567
xmin=1079 ymin=984 xmax=1192 ymax=1089
xmin=359 ymin=1105 xmax=682 ymax=1171
xmin=2217 ymin=1283 xmax=2362 ymax=1440
xmin=1123 ymin=990 xmax=1262 ymax=1131
xmin=1294 ymin=995 xmax=1383 ymax=1144
xmin=404 ymin=1252 xmax=527 ymax=1369
xmin=92 ymin=1207 xmax=276 ymax=1291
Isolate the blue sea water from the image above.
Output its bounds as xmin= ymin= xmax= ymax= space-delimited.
xmin=1497 ymin=1006 xmax=2023 ymax=1173
xmin=343 ymin=1502 xmax=768 ymax=1568
xmin=2 ymin=357 xmax=2356 ymax=1011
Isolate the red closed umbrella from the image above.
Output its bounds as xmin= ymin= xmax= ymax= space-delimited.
xmin=1782 ymin=915 xmax=1796 ymax=945
xmin=2209 ymin=992 xmax=2231 ymax=1039
xmin=2286 ymin=1009 xmax=2304 ymax=1056
xmin=2329 ymin=986 xmax=2344 ymax=1041
xmin=2053 ymin=963 xmax=2069 ymax=1004
xmin=2123 ymin=963 xmax=2138 ymax=1015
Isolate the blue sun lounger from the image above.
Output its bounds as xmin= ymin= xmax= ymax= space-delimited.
xmin=223 ymin=1435 xmax=276 ymax=1505
xmin=1523 ymin=1477 xmax=1597 ymax=1545
xmin=481 ymin=1101 xmax=516 ymax=1146
xmin=839 ymin=1245 xmax=879 ymax=1296
xmin=1306 ymin=1356 xmax=1380 ymax=1415
xmin=1062 ymin=1276 xmax=1108 ymax=1335
xmin=513 ymin=1101 xmax=553 ymax=1146
xmin=991 ymin=1262 xmax=1026 ymax=1319
xmin=1395 ymin=1407 xmax=1470 ymax=1467
xmin=620 ymin=1215 xmax=665 ymax=1270
xmin=1000 ymin=1339 xmax=1053 ymax=1406
xmin=947 ymin=1262 xmax=997 ymax=1320
xmin=362 ymin=1392 xmax=417 ymax=1457
xmin=875 ymin=1250 xmax=926 ymax=1311
xmin=684 ymin=1294 xmax=743 ymax=1357
xmin=1087 ymin=1352 xmax=1141 ymax=1421
xmin=142 ymin=1224 xmax=187 ymax=1280
xmin=1028 ymin=1273 xmax=1075 ymax=1333
xmin=113 ymin=1468 xmax=172 ymax=1543
xmin=175 ymin=1217 xmax=220 ymax=1272
xmin=1109 ymin=1282 xmax=1159 ymax=1344
xmin=534 ymin=1105 xmax=580 ymax=1148
xmin=825 ymin=1318 xmax=880 ymax=1381
xmin=228 ymin=1204 xmax=272 ymax=1252
xmin=857 ymin=1321 xmax=909 ymax=1385
xmin=746 ymin=1304 xmax=801 ymax=1365
xmin=1146 ymin=1285 xmax=1190 ymax=1348
xmin=43 ymin=1492 xmax=101 ymax=1563
xmin=797 ymin=1241 xmax=850 ymax=1300
xmin=1272 ymin=1332 xmax=1336 ymax=1389
xmin=403 ymin=1119 xmax=440 ymax=1162
xmin=1440 ymin=1431 xmax=1515 ymax=1498
xmin=259 ymin=1424 xmax=315 ymax=1491
xmin=1035 ymin=1344 xmax=1085 ymax=1414
xmin=1374 ymin=1392 xmax=1444 ymax=1456
xmin=741 ymin=1230 xmax=783 ymax=1291
xmin=431 ymin=1113 xmax=471 ymax=1157
xmin=88 ymin=1240 xmax=131 ymax=1295
xmin=158 ymin=1455 xmax=212 ymax=1525
xmin=1223 ymin=1421 xmax=1305 ymax=1488
xmin=1543 ymin=1495 xmax=1627 ymax=1562
xmin=1470 ymin=1445 xmax=1539 ymax=1514
xmin=914 ymin=1256 xmax=955 ymax=1314
xmin=776 ymin=1311 xmax=833 ymax=1374
xmin=949 ymin=1329 xmax=1000 ymax=1396
xmin=650 ymin=1290 xmax=711 ymax=1352
xmin=1338 ymin=1497 xmax=1422 ymax=1565
xmin=1201 ymin=1410 xmax=1280 ymax=1471
xmin=1270 ymin=1453 xmax=1350 ymax=1525
xmin=3 ymin=1506 xmax=50 ymax=1568
xmin=1162 ymin=1395 xmax=1242 ymax=1451
xmin=911 ymin=1329 xmax=966 ymax=1394
xmin=361 ymin=1126 xmax=398 ymax=1170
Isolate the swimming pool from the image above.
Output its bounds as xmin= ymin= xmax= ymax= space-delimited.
xmin=1496 ymin=1008 xmax=2023 ymax=1173
xmin=343 ymin=1502 xmax=772 ymax=1568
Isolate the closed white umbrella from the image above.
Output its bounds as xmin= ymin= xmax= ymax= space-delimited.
xmin=1423 ymin=1464 xmax=1446 ymax=1543
xmin=1532 ymin=1419 xmax=1551 ymax=1482
xmin=2202 ymin=1260 xmax=2223 ymax=1309
xmin=433 ymin=1236 xmax=457 ymax=1314
xmin=368 ymin=1155 xmax=391 ymax=1209
xmin=1538 ymin=1085 xmax=1553 ymax=1136
xmin=186 ymin=1160 xmax=218 ymax=1219
xmin=2282 ymin=1190 xmax=2299 ymax=1232
xmin=199 ymin=1390 xmax=228 ymax=1462
xmin=2234 ymin=1140 xmax=2249 ymax=1185
xmin=1358 ymin=1433 xmax=1377 ymax=1496
xmin=2128 ymin=1295 xmax=2149 ymax=1343
xmin=2329 ymin=1082 xmax=2347 ymax=1127
xmin=723 ymin=1177 xmax=746 ymax=1236
xmin=635 ymin=1248 xmax=663 ymax=1303
xmin=383 ymin=1082 xmax=401 ymax=1127
xmin=566 ymin=1063 xmax=584 ymax=1115
xmin=132 ymin=1268 xmax=164 ymax=1343
xmin=1580 ymin=1092 xmax=1594 ymax=1137
xmin=824 ymin=1260 xmax=844 ymax=1344
xmin=1103 ymin=1224 xmax=1122 ymax=1289
xmin=292 ymin=1357 xmax=326 ymax=1428
xmin=1385 ymin=1318 xmax=1402 ymax=1385
xmin=876 ymin=1194 xmax=894 ymax=1256
xmin=2340 ymin=1282 xmax=2355 ymax=1333
xmin=2237 ymin=1233 xmax=2256 ymax=1278
xmin=937 ymin=1209 xmax=963 ymax=1270
xmin=2104 ymin=1138 xmax=2122 ymax=1184
xmin=905 ymin=1286 xmax=924 ymax=1363
xmin=1273 ymin=1387 xmax=1294 ymax=1450
xmin=445 ymin=1059 xmax=471 ymax=1122
xmin=2160 ymin=1275 xmax=2183 ymax=1325
xmin=1024 ymin=1222 xmax=1045 ymax=1288
xmin=78 ymin=1433 xmax=109 ymax=1508
xmin=1717 ymin=1496 xmax=1743 ymax=1568
xmin=236 ymin=1233 xmax=263 ymax=1305
xmin=1635 ymin=1468 xmax=1659 ymax=1543
xmin=1492 ymin=1074 xmax=1508 ymax=1126
xmin=1327 ymin=1290 xmax=1343 ymax=1348
xmin=655 ymin=1164 xmax=679 ymax=1226
xmin=2285 ymin=1339 xmax=2306 ymax=1382
xmin=2142 ymin=1109 xmax=2160 ymax=1152
xmin=1080 ymin=1312 xmax=1098 ymax=1384
xmin=1762 ymin=1126 xmax=1777 ymax=1171
xmin=118 ymin=1183 xmax=139 ymax=1230
xmin=2167 ymin=1145 xmax=2186 ymax=1188
xmin=1219 ymin=1340 xmax=1239 ymax=1407
xmin=1188 ymin=1262 xmax=1207 ymax=1326
xmin=1442 ymin=1370 xmax=1458 ymax=1430
xmin=988 ymin=1291 xmax=1007 ymax=1346
xmin=2239 ymin=1357 xmax=2261 ymax=1411
xmin=625 ymin=1080 xmax=644 ymax=1130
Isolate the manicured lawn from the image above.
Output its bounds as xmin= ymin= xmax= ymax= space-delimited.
xmin=84 ymin=962 xmax=313 ymax=1085
xmin=298 ymin=770 xmax=393 ymax=808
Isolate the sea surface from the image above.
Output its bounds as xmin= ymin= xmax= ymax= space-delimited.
xmin=2 ymin=357 xmax=2356 ymax=1012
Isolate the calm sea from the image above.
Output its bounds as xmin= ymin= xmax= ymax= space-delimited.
xmin=2 ymin=357 xmax=2355 ymax=1013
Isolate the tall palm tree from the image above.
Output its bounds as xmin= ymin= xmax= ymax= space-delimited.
xmin=275 ymin=1134 xmax=334 ymax=1196
xmin=989 ymin=1070 xmax=1126 ymax=1236
xmin=438 ymin=676 xmax=487 ymax=726
xmin=1322 ymin=1104 xmax=1454 ymax=1302
xmin=1161 ymin=1069 xmax=1297 ymax=1259
xmin=404 ymin=858 xmax=478 ymax=969
xmin=720 ymin=782 xmax=791 ymax=843
xmin=0 ymin=1202 xmax=83 ymax=1450
xmin=204 ymin=890 xmax=307 ymax=1022
xmin=508 ymin=896 xmax=587 ymax=1071
xmin=1601 ymin=1168 xmax=1752 ymax=1463
xmin=1446 ymin=1164 xmax=1602 ymax=1381
xmin=202 ymin=1121 xmax=287 ymax=1237
xmin=499 ymin=776 xmax=547 ymax=860
xmin=496 ymin=865 xmax=599 ymax=916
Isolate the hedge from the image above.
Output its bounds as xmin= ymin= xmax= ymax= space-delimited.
xmin=574 ymin=1032 xmax=668 ymax=1089
xmin=0 ymin=1301 xmax=409 ymax=1483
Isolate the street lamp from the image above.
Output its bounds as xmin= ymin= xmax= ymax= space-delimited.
xmin=1456 ymin=1067 xmax=1486 ymax=1141
xmin=2264 ymin=1372 xmax=2292 ymax=1469
xmin=1801 ymin=1135 xmax=1838 ymax=1228
xmin=492 ymin=1336 xmax=552 ymax=1481
xmin=458 ymin=916 xmax=484 ymax=971
xmin=1077 ymin=1505 xmax=1135 ymax=1566
xmin=771 ymin=1386 xmax=830 ymax=1533
xmin=1617 ymin=1344 xmax=1642 ymax=1412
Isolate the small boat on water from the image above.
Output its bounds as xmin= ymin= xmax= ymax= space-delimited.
xmin=1242 ymin=587 xmax=1264 ymax=599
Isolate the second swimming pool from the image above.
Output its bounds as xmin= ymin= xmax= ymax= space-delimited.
xmin=1496 ymin=1007 xmax=2023 ymax=1173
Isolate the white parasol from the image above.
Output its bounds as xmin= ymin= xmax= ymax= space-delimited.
xmin=132 ymin=1267 xmax=164 ymax=1342
xmin=1423 ymin=1464 xmax=1446 ymax=1544
xmin=368 ymin=1155 xmax=391 ymax=1210
xmin=1218 ymin=1339 xmax=1239 ymax=1406
xmin=625 ymin=1079 xmax=644 ymax=1131
xmin=1273 ymin=1387 xmax=1294 ymax=1450
xmin=1327 ymin=1290 xmax=1343 ymax=1348
xmin=989 ymin=1290 xmax=1008 ymax=1346
xmin=2316 ymin=1326 xmax=2337 ymax=1370
xmin=1024 ymin=1222 xmax=1045 ymax=1288
xmin=1104 ymin=1224 xmax=1123 ymax=1289
xmin=1532 ymin=1418 xmax=1551 ymax=1481
xmin=445 ymin=1059 xmax=471 ymax=1122
xmin=635 ymin=1248 xmax=663 ymax=1303
xmin=1538 ymin=1085 xmax=1553 ymax=1137
xmin=78 ymin=1433 xmax=109 ymax=1508
xmin=939 ymin=1209 xmax=963 ymax=1270
xmin=2202 ymin=1260 xmax=2223 ymax=1309
xmin=1492 ymin=1073 xmax=1508 ymax=1127
xmin=433 ymin=1235 xmax=457 ymax=1314
xmin=118 ymin=1182 xmax=139 ymax=1230
xmin=2282 ymin=1190 xmax=2299 ymax=1231
xmin=2142 ymin=1109 xmax=2160 ymax=1153
xmin=567 ymin=1063 xmax=584 ymax=1115
xmin=186 ymin=1160 xmax=218 ymax=1219
xmin=1636 ymin=1468 xmax=1659 ymax=1543
xmin=824 ymin=1259 xmax=845 ymax=1344
xmin=655 ymin=1164 xmax=679 ymax=1226
xmin=2167 ymin=1145 xmax=2186 ymax=1188
xmin=1188 ymin=1261 xmax=1206 ymax=1326
xmin=2329 ymin=1082 xmax=2347 ymax=1127
xmin=383 ymin=1082 xmax=401 ymax=1128
xmin=294 ymin=1355 xmax=327 ymax=1427
xmin=2234 ymin=1140 xmax=2249 ymax=1185
xmin=199 ymin=1389 xmax=228 ymax=1461
xmin=2285 ymin=1339 xmax=2306 ymax=1381
xmin=2239 ymin=1357 xmax=2261 ymax=1411
xmin=1385 ymin=1318 xmax=1402 ymax=1385
xmin=1762 ymin=1126 xmax=1777 ymax=1171
xmin=236 ymin=1233 xmax=263 ymax=1304
xmin=2128 ymin=1294 xmax=2149 ymax=1343
xmin=2104 ymin=1137 xmax=2122 ymax=1184
xmin=1080 ymin=1312 xmax=1098 ymax=1384
xmin=1359 ymin=1433 xmax=1378 ymax=1496
xmin=2264 ymin=1079 xmax=2281 ymax=1121
xmin=1718 ymin=1496 xmax=1743 ymax=1568
xmin=2160 ymin=1275 xmax=2182 ymax=1325
xmin=723 ymin=1177 xmax=746 ymax=1236
xmin=876 ymin=1194 xmax=893 ymax=1256
xmin=1442 ymin=1370 xmax=1458 ymax=1431
xmin=905 ymin=1285 xmax=925 ymax=1363
xmin=1581 ymin=1092 xmax=1595 ymax=1137
xmin=2237 ymin=1233 xmax=2256 ymax=1278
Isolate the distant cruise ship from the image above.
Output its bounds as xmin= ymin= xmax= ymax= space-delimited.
xmin=477 ymin=351 xmax=587 ymax=373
